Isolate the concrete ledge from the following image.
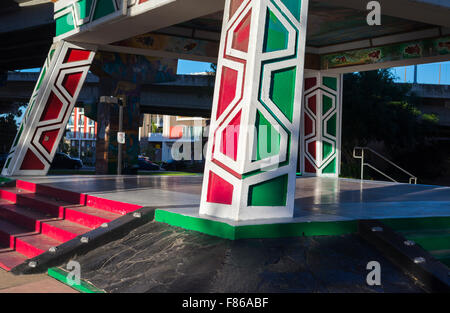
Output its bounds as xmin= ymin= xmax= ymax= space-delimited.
xmin=358 ymin=220 xmax=450 ymax=292
xmin=154 ymin=209 xmax=359 ymax=240
xmin=47 ymin=267 xmax=104 ymax=293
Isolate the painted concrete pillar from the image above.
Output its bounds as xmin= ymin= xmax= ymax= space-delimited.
xmin=1 ymin=41 xmax=95 ymax=176
xmin=301 ymin=71 xmax=342 ymax=177
xmin=199 ymin=0 xmax=309 ymax=221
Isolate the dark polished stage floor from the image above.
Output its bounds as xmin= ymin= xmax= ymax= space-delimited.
xmin=13 ymin=175 xmax=450 ymax=226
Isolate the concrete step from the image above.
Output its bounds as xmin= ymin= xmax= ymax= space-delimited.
xmin=0 ymin=245 xmax=28 ymax=271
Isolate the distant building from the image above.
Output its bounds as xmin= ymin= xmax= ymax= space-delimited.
xmin=63 ymin=107 xmax=97 ymax=164
xmin=139 ymin=114 xmax=208 ymax=162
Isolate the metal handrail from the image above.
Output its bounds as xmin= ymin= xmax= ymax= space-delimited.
xmin=353 ymin=147 xmax=417 ymax=184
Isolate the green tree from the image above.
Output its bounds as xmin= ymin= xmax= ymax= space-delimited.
xmin=341 ymin=69 xmax=443 ymax=182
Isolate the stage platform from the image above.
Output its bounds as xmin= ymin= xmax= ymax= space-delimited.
xmin=11 ymin=175 xmax=450 ymax=227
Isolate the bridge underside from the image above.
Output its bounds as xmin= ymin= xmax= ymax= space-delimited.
xmin=2 ymin=0 xmax=450 ymax=222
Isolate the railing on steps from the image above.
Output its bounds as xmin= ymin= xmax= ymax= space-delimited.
xmin=353 ymin=147 xmax=417 ymax=184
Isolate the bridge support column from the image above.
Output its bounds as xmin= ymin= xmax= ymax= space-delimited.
xmin=1 ymin=41 xmax=96 ymax=176
xmin=301 ymin=71 xmax=342 ymax=177
xmin=199 ymin=0 xmax=310 ymax=221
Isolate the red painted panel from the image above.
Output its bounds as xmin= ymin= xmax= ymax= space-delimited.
xmin=229 ymin=0 xmax=245 ymax=19
xmin=20 ymin=150 xmax=45 ymax=170
xmin=86 ymin=195 xmax=142 ymax=215
xmin=232 ymin=10 xmax=251 ymax=53
xmin=39 ymin=129 xmax=59 ymax=154
xmin=305 ymin=157 xmax=316 ymax=173
xmin=62 ymin=72 xmax=83 ymax=97
xmin=307 ymin=95 xmax=317 ymax=115
xmin=169 ymin=126 xmax=183 ymax=139
xmin=304 ymin=78 xmax=317 ymax=91
xmin=304 ymin=114 xmax=313 ymax=136
xmin=220 ymin=110 xmax=241 ymax=161
xmin=217 ymin=66 xmax=238 ymax=119
xmin=40 ymin=92 xmax=63 ymax=122
xmin=308 ymin=141 xmax=317 ymax=160
xmin=207 ymin=171 xmax=234 ymax=205
xmin=64 ymin=49 xmax=91 ymax=63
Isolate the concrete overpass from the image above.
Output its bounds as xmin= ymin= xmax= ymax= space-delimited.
xmin=2 ymin=71 xmax=450 ymax=125
xmin=0 ymin=71 xmax=214 ymax=117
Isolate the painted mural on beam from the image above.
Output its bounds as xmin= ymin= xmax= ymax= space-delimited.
xmin=113 ymin=33 xmax=220 ymax=60
xmin=91 ymin=52 xmax=178 ymax=84
xmin=322 ymin=36 xmax=450 ymax=69
xmin=1 ymin=41 xmax=95 ymax=176
xmin=199 ymin=0 xmax=309 ymax=221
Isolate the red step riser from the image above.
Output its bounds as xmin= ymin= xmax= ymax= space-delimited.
xmin=16 ymin=180 xmax=86 ymax=205
xmin=86 ymin=195 xmax=141 ymax=215
xmin=0 ymin=189 xmax=18 ymax=203
xmin=41 ymin=223 xmax=79 ymax=242
xmin=14 ymin=238 xmax=44 ymax=258
xmin=64 ymin=208 xmax=110 ymax=229
xmin=0 ymin=207 xmax=39 ymax=231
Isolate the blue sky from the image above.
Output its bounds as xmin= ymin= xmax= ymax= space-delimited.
xmin=19 ymin=60 xmax=450 ymax=85
xmin=178 ymin=60 xmax=450 ymax=85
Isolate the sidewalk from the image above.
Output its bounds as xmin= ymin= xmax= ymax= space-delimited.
xmin=0 ymin=269 xmax=77 ymax=293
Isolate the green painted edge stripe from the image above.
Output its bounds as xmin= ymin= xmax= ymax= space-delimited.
xmin=47 ymin=267 xmax=105 ymax=293
xmin=0 ymin=177 xmax=11 ymax=184
xmin=383 ymin=216 xmax=450 ymax=231
xmin=155 ymin=209 xmax=236 ymax=240
xmin=154 ymin=209 xmax=358 ymax=240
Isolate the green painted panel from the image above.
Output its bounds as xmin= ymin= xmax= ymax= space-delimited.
xmin=93 ymin=0 xmax=116 ymax=21
xmin=322 ymin=94 xmax=333 ymax=116
xmin=322 ymin=141 xmax=333 ymax=160
xmin=36 ymin=67 xmax=46 ymax=91
xmin=248 ymin=174 xmax=288 ymax=206
xmin=55 ymin=13 xmax=75 ymax=37
xmin=254 ymin=111 xmax=281 ymax=161
xmin=4 ymin=158 xmax=11 ymax=169
xmin=155 ymin=209 xmax=358 ymax=240
xmin=77 ymin=0 xmax=93 ymax=20
xmin=323 ymin=77 xmax=337 ymax=91
xmin=326 ymin=113 xmax=337 ymax=137
xmin=270 ymin=67 xmax=296 ymax=122
xmin=47 ymin=268 xmax=105 ymax=293
xmin=263 ymin=9 xmax=288 ymax=53
xmin=323 ymin=158 xmax=336 ymax=174
xmin=49 ymin=49 xmax=55 ymax=62
xmin=280 ymin=0 xmax=301 ymax=21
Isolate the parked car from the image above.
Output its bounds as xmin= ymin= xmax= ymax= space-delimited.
xmin=161 ymin=159 xmax=190 ymax=171
xmin=51 ymin=152 xmax=83 ymax=169
xmin=138 ymin=157 xmax=161 ymax=171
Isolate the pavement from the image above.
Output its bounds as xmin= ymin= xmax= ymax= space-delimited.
xmin=0 ymin=268 xmax=77 ymax=293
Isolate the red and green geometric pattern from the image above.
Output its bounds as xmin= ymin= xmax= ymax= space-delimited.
xmin=54 ymin=0 xmax=125 ymax=40
xmin=200 ymin=0 xmax=310 ymax=221
xmin=302 ymin=71 xmax=341 ymax=177
xmin=1 ymin=41 xmax=95 ymax=176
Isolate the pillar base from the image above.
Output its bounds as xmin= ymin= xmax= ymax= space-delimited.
xmin=155 ymin=207 xmax=357 ymax=240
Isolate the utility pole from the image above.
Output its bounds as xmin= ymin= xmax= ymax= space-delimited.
xmin=413 ymin=65 xmax=417 ymax=84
